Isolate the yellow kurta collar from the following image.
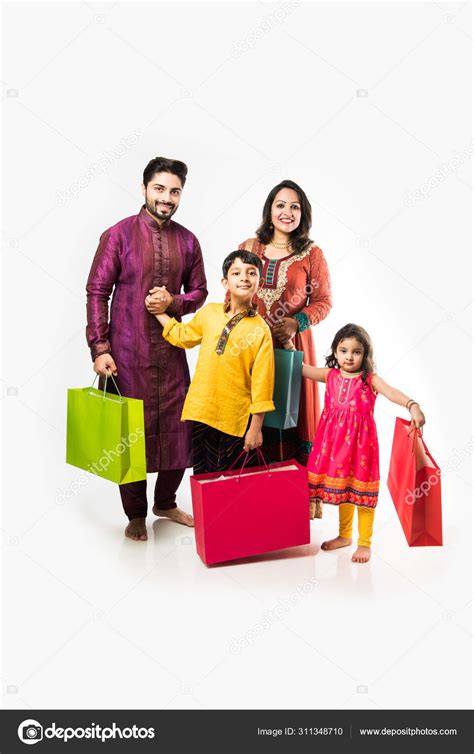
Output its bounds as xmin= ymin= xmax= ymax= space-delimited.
xmin=216 ymin=304 xmax=257 ymax=355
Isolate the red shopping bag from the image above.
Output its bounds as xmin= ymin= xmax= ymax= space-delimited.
xmin=190 ymin=450 xmax=310 ymax=565
xmin=387 ymin=417 xmax=442 ymax=546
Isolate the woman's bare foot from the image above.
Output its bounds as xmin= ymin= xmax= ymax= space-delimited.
xmin=321 ymin=536 xmax=352 ymax=551
xmin=352 ymin=546 xmax=371 ymax=563
xmin=125 ymin=517 xmax=147 ymax=541
xmin=152 ymin=506 xmax=194 ymax=527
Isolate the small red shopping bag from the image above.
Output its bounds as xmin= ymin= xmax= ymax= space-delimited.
xmin=387 ymin=417 xmax=442 ymax=546
xmin=190 ymin=450 xmax=310 ymax=565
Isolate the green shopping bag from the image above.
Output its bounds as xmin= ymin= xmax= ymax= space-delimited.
xmin=66 ymin=374 xmax=146 ymax=484
xmin=264 ymin=348 xmax=303 ymax=430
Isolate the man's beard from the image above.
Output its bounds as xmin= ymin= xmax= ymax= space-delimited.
xmin=145 ymin=198 xmax=177 ymax=221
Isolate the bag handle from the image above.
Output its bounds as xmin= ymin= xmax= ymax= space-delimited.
xmin=90 ymin=372 xmax=122 ymax=401
xmin=226 ymin=447 xmax=270 ymax=480
xmin=408 ymin=424 xmax=423 ymax=452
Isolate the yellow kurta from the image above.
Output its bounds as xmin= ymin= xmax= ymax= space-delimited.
xmin=162 ymin=303 xmax=275 ymax=437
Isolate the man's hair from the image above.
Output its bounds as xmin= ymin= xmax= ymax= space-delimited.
xmin=222 ymin=250 xmax=263 ymax=278
xmin=143 ymin=157 xmax=188 ymax=187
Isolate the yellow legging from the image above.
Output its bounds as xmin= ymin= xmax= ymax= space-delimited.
xmin=339 ymin=503 xmax=375 ymax=548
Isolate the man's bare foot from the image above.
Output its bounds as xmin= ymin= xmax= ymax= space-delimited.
xmin=321 ymin=536 xmax=352 ymax=551
xmin=152 ymin=506 xmax=194 ymax=527
xmin=352 ymin=546 xmax=371 ymax=563
xmin=125 ymin=517 xmax=147 ymax=541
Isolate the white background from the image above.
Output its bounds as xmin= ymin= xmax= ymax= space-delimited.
xmin=2 ymin=1 xmax=472 ymax=710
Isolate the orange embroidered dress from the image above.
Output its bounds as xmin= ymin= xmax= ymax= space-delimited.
xmin=307 ymin=369 xmax=380 ymax=508
xmin=239 ymin=238 xmax=332 ymax=448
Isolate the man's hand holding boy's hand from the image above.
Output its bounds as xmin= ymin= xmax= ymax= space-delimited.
xmin=145 ymin=286 xmax=173 ymax=315
xmin=243 ymin=428 xmax=263 ymax=452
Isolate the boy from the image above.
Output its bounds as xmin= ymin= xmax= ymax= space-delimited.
xmin=145 ymin=251 xmax=275 ymax=473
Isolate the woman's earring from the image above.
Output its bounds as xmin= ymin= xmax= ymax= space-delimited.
xmin=269 ymin=223 xmax=273 ymax=229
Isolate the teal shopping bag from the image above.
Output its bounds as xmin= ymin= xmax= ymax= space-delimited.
xmin=264 ymin=348 xmax=303 ymax=430
xmin=66 ymin=375 xmax=146 ymax=484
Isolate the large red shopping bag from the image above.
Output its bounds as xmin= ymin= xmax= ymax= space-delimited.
xmin=387 ymin=417 xmax=442 ymax=546
xmin=190 ymin=451 xmax=310 ymax=565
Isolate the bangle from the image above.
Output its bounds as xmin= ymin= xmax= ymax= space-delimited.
xmin=407 ymin=400 xmax=419 ymax=412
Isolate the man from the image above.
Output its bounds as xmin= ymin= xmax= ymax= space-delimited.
xmin=86 ymin=156 xmax=208 ymax=541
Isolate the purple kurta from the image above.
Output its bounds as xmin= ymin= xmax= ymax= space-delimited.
xmin=86 ymin=206 xmax=208 ymax=471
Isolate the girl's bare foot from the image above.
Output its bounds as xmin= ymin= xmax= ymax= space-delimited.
xmin=321 ymin=536 xmax=352 ymax=551
xmin=352 ymin=546 xmax=371 ymax=563
xmin=309 ymin=499 xmax=323 ymax=520
xmin=152 ymin=506 xmax=194 ymax=527
xmin=125 ymin=517 xmax=147 ymax=541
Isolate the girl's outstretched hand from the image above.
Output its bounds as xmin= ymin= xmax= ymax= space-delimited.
xmin=410 ymin=405 xmax=425 ymax=429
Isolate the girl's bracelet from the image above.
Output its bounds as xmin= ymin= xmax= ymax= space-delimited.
xmin=406 ymin=400 xmax=419 ymax=412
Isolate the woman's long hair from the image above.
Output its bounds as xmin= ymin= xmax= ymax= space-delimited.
xmin=256 ymin=180 xmax=313 ymax=254
xmin=325 ymin=324 xmax=376 ymax=384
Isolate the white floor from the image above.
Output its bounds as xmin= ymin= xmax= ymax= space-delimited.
xmin=3 ymin=457 xmax=472 ymax=711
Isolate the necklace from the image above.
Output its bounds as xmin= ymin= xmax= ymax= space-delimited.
xmin=270 ymin=238 xmax=290 ymax=249
xmin=340 ymin=368 xmax=362 ymax=378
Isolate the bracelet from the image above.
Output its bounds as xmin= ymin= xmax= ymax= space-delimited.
xmin=407 ymin=400 xmax=419 ymax=412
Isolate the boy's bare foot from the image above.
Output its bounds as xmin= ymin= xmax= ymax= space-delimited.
xmin=352 ymin=546 xmax=371 ymax=563
xmin=152 ymin=506 xmax=194 ymax=527
xmin=321 ymin=536 xmax=352 ymax=551
xmin=125 ymin=517 xmax=147 ymax=541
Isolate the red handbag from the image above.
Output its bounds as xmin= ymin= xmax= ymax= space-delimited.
xmin=190 ymin=450 xmax=310 ymax=565
xmin=387 ymin=417 xmax=442 ymax=546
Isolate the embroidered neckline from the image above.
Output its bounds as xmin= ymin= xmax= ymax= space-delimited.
xmin=257 ymin=247 xmax=312 ymax=316
xmin=215 ymin=308 xmax=257 ymax=355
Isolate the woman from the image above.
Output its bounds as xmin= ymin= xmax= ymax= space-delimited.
xmin=239 ymin=179 xmax=332 ymax=479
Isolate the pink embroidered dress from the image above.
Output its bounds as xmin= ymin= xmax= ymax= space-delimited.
xmin=307 ymin=369 xmax=379 ymax=508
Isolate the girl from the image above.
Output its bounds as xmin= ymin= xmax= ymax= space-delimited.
xmin=303 ymin=324 xmax=425 ymax=564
